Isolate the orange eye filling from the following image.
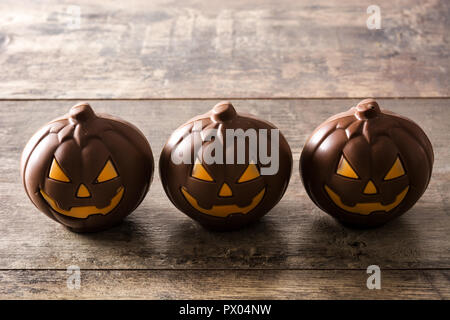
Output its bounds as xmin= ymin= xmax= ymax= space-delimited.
xmin=191 ymin=161 xmax=214 ymax=182
xmin=384 ymin=156 xmax=406 ymax=180
xmin=335 ymin=155 xmax=406 ymax=181
xmin=336 ymin=156 xmax=359 ymax=179
xmin=238 ymin=163 xmax=260 ymax=183
xmin=191 ymin=162 xmax=261 ymax=183
xmin=96 ymin=159 xmax=119 ymax=183
xmin=48 ymin=158 xmax=71 ymax=182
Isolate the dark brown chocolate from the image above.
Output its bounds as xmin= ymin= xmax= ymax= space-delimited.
xmin=300 ymin=99 xmax=434 ymax=227
xmin=159 ymin=101 xmax=293 ymax=231
xmin=21 ymin=102 xmax=154 ymax=232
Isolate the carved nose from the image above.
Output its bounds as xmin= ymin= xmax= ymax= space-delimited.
xmin=76 ymin=184 xmax=91 ymax=198
xmin=363 ymin=180 xmax=377 ymax=194
xmin=218 ymin=183 xmax=233 ymax=197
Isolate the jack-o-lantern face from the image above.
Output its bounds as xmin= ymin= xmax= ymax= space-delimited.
xmin=159 ymin=101 xmax=292 ymax=231
xmin=300 ymin=99 xmax=433 ymax=227
xmin=324 ymin=154 xmax=409 ymax=215
xmin=21 ymin=103 xmax=154 ymax=232
xmin=181 ymin=161 xmax=266 ymax=217
xmin=39 ymin=156 xmax=124 ymax=219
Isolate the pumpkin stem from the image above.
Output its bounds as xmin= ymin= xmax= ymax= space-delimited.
xmin=355 ymin=98 xmax=380 ymax=120
xmin=69 ymin=102 xmax=96 ymax=123
xmin=211 ymin=101 xmax=237 ymax=122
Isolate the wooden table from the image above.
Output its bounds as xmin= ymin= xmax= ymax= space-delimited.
xmin=0 ymin=0 xmax=448 ymax=299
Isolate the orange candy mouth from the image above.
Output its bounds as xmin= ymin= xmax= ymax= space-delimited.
xmin=324 ymin=185 xmax=409 ymax=215
xmin=181 ymin=187 xmax=265 ymax=218
xmin=40 ymin=186 xmax=124 ymax=219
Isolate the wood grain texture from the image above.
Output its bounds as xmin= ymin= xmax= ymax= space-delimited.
xmin=0 ymin=0 xmax=448 ymax=99
xmin=0 ymin=99 xmax=448 ymax=271
xmin=0 ymin=270 xmax=448 ymax=299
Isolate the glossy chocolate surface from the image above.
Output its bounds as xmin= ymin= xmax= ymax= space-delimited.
xmin=21 ymin=103 xmax=154 ymax=232
xmin=159 ymin=101 xmax=293 ymax=231
xmin=300 ymin=99 xmax=434 ymax=227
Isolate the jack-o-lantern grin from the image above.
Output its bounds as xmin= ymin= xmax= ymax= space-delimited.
xmin=324 ymin=185 xmax=409 ymax=215
xmin=181 ymin=186 xmax=266 ymax=218
xmin=40 ymin=186 xmax=124 ymax=219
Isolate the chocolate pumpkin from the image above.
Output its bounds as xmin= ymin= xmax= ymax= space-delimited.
xmin=21 ymin=103 xmax=154 ymax=232
xmin=159 ymin=101 xmax=292 ymax=230
xmin=300 ymin=99 xmax=433 ymax=227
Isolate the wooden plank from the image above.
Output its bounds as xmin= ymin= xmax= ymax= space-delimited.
xmin=0 ymin=269 xmax=448 ymax=299
xmin=0 ymin=0 xmax=448 ymax=99
xmin=0 ymin=99 xmax=449 ymax=269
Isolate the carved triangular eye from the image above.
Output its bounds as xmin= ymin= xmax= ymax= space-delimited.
xmin=96 ymin=159 xmax=118 ymax=183
xmin=48 ymin=158 xmax=71 ymax=182
xmin=384 ymin=157 xmax=405 ymax=180
xmin=336 ymin=156 xmax=359 ymax=179
xmin=191 ymin=160 xmax=214 ymax=182
xmin=238 ymin=163 xmax=260 ymax=183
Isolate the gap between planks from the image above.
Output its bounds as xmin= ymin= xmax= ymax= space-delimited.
xmin=0 ymin=268 xmax=449 ymax=271
xmin=0 ymin=97 xmax=450 ymax=101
